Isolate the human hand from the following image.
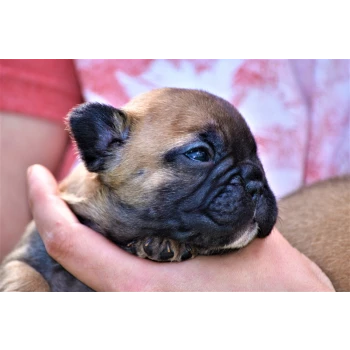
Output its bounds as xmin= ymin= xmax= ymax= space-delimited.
xmin=27 ymin=164 xmax=335 ymax=292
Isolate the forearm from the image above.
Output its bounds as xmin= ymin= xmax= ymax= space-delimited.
xmin=0 ymin=111 xmax=68 ymax=259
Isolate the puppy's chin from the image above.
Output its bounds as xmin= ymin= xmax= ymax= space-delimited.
xmin=192 ymin=221 xmax=259 ymax=256
xmin=222 ymin=222 xmax=259 ymax=250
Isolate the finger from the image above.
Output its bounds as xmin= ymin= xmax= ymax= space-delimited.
xmin=270 ymin=228 xmax=335 ymax=290
xmin=27 ymin=164 xmax=162 ymax=291
xmin=27 ymin=164 xmax=79 ymax=226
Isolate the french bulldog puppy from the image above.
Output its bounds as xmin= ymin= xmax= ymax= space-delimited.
xmin=277 ymin=176 xmax=350 ymax=292
xmin=0 ymin=88 xmax=278 ymax=292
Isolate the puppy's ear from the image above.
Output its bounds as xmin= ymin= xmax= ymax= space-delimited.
xmin=68 ymin=102 xmax=130 ymax=172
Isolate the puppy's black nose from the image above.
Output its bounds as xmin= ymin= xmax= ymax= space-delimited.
xmin=239 ymin=162 xmax=264 ymax=199
xmin=245 ymin=180 xmax=263 ymax=200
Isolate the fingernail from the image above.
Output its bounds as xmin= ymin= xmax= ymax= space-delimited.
xmin=27 ymin=165 xmax=34 ymax=179
xmin=27 ymin=164 xmax=41 ymax=179
xmin=27 ymin=164 xmax=41 ymax=186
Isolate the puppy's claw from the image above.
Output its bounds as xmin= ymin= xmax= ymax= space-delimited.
xmin=180 ymin=244 xmax=193 ymax=261
xmin=125 ymin=241 xmax=137 ymax=255
xmin=159 ymin=241 xmax=174 ymax=261
xmin=143 ymin=238 xmax=154 ymax=256
xmin=144 ymin=238 xmax=152 ymax=247
xmin=131 ymin=237 xmax=197 ymax=262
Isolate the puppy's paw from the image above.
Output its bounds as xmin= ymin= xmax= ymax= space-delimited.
xmin=0 ymin=261 xmax=50 ymax=292
xmin=126 ymin=238 xmax=197 ymax=262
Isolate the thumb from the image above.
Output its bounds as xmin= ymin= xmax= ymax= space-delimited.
xmin=27 ymin=164 xmax=79 ymax=228
xmin=26 ymin=164 xmax=159 ymax=291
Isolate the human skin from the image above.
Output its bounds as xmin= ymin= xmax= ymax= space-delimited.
xmin=0 ymin=112 xmax=68 ymax=259
xmin=27 ymin=164 xmax=335 ymax=292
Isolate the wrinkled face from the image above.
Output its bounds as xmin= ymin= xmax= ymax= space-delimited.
xmin=68 ymin=88 xmax=278 ymax=252
xmin=150 ymin=136 xmax=276 ymax=250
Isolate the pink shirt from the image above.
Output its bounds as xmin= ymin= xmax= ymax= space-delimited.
xmin=1 ymin=59 xmax=349 ymax=198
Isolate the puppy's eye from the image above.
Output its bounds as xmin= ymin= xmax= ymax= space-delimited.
xmin=185 ymin=147 xmax=211 ymax=162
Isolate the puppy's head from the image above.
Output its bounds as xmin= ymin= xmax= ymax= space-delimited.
xmin=64 ymin=88 xmax=277 ymax=253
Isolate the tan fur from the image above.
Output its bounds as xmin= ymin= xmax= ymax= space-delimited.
xmin=60 ymin=88 xmax=246 ymax=225
xmin=277 ymin=176 xmax=350 ymax=292
xmin=107 ymin=88 xmax=243 ymax=205
xmin=0 ymin=222 xmax=51 ymax=292
xmin=0 ymin=261 xmax=50 ymax=292
xmin=4 ymin=88 xmax=347 ymax=291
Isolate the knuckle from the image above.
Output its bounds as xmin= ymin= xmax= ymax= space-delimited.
xmin=42 ymin=222 xmax=72 ymax=262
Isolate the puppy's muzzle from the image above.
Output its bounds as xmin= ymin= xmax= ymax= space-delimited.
xmin=240 ymin=161 xmax=265 ymax=200
xmin=179 ymin=158 xmax=266 ymax=233
xmin=205 ymin=161 xmax=265 ymax=225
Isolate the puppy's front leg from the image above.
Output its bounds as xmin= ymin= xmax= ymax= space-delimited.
xmin=0 ymin=261 xmax=50 ymax=292
xmin=126 ymin=238 xmax=197 ymax=262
